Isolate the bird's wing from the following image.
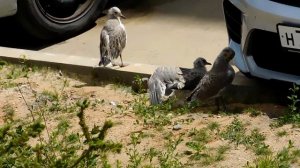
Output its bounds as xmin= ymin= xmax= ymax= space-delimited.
xmin=99 ymin=29 xmax=111 ymax=65
xmin=180 ymin=68 xmax=206 ymax=90
xmin=158 ymin=67 xmax=185 ymax=90
xmin=148 ymin=78 xmax=167 ymax=105
xmin=186 ymin=73 xmax=211 ymax=101
xmin=119 ymin=27 xmax=127 ymax=49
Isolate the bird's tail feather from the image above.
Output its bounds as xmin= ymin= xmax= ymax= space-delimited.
xmin=149 ymin=79 xmax=165 ymax=105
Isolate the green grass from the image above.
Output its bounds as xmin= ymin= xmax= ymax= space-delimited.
xmin=221 ymin=118 xmax=245 ymax=145
xmin=185 ymin=124 xmax=230 ymax=166
xmin=221 ymin=118 xmax=271 ymax=156
xmin=272 ymin=84 xmax=300 ymax=127
xmin=207 ymin=121 xmax=220 ymax=132
xmin=246 ymin=141 xmax=300 ymax=168
xmin=276 ymin=130 xmax=288 ymax=137
xmin=244 ymin=107 xmax=262 ymax=117
xmin=132 ymin=93 xmax=200 ymax=129
xmin=2 ymin=103 xmax=15 ymax=123
xmin=126 ymin=132 xmax=184 ymax=168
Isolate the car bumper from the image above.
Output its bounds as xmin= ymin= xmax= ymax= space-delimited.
xmin=224 ymin=0 xmax=300 ymax=84
xmin=0 ymin=0 xmax=17 ymax=18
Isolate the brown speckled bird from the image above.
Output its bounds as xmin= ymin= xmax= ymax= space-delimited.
xmin=99 ymin=7 xmax=127 ymax=67
xmin=187 ymin=47 xmax=235 ymax=111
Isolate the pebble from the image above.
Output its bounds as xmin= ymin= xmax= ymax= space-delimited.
xmin=110 ymin=101 xmax=117 ymax=106
xmin=173 ymin=124 xmax=182 ymax=131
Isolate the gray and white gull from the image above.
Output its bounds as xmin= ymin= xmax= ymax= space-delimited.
xmin=99 ymin=7 xmax=127 ymax=67
xmin=148 ymin=57 xmax=211 ymax=105
xmin=187 ymin=47 xmax=235 ymax=111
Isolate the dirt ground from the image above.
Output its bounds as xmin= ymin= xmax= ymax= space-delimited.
xmin=0 ymin=64 xmax=300 ymax=167
xmin=0 ymin=65 xmax=300 ymax=167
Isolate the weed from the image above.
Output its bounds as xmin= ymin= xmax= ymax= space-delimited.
xmin=276 ymin=130 xmax=288 ymax=137
xmin=127 ymin=133 xmax=143 ymax=168
xmin=158 ymin=134 xmax=183 ymax=168
xmin=2 ymin=103 xmax=15 ymax=123
xmin=273 ymin=84 xmax=300 ymax=127
xmin=221 ymin=118 xmax=246 ymax=146
xmin=215 ymin=145 xmax=231 ymax=161
xmin=144 ymin=148 xmax=159 ymax=164
xmin=191 ymin=128 xmax=212 ymax=144
xmin=0 ymin=60 xmax=7 ymax=70
xmin=0 ymin=96 xmax=122 ymax=168
xmin=245 ymin=107 xmax=262 ymax=117
xmin=244 ymin=129 xmax=271 ymax=155
xmin=221 ymin=118 xmax=271 ymax=156
xmin=132 ymin=92 xmax=199 ymax=129
xmin=126 ymin=132 xmax=183 ymax=168
xmin=207 ymin=121 xmax=220 ymax=132
xmin=246 ymin=140 xmax=300 ymax=168
xmin=186 ymin=141 xmax=207 ymax=160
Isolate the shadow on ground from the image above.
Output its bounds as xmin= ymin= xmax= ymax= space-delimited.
xmin=0 ymin=17 xmax=50 ymax=50
xmin=0 ymin=16 xmax=98 ymax=51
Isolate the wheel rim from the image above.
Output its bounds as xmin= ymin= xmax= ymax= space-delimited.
xmin=35 ymin=0 xmax=96 ymax=24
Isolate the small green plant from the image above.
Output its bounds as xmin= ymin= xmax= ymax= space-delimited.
xmin=190 ymin=128 xmax=212 ymax=144
xmin=127 ymin=132 xmax=143 ymax=168
xmin=245 ymin=107 xmax=262 ymax=117
xmin=276 ymin=130 xmax=288 ymax=137
xmin=132 ymin=91 xmax=199 ymax=129
xmin=2 ymin=103 xmax=15 ymax=123
xmin=272 ymin=84 xmax=300 ymax=127
xmin=287 ymin=84 xmax=299 ymax=113
xmin=158 ymin=134 xmax=183 ymax=168
xmin=221 ymin=118 xmax=246 ymax=146
xmin=221 ymin=118 xmax=271 ymax=156
xmin=243 ymin=129 xmax=271 ymax=156
xmin=0 ymin=97 xmax=122 ymax=167
xmin=186 ymin=141 xmax=207 ymax=160
xmin=186 ymin=125 xmax=229 ymax=165
xmin=246 ymin=140 xmax=300 ymax=168
xmin=207 ymin=121 xmax=220 ymax=132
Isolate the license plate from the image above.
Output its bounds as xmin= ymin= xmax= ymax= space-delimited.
xmin=278 ymin=25 xmax=300 ymax=50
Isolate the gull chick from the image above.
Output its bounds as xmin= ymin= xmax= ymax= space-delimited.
xmin=148 ymin=57 xmax=211 ymax=105
xmin=99 ymin=7 xmax=127 ymax=67
xmin=187 ymin=47 xmax=235 ymax=111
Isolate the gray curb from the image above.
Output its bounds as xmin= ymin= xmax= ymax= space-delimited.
xmin=0 ymin=47 xmax=156 ymax=84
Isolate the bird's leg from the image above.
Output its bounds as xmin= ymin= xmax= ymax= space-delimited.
xmin=119 ymin=54 xmax=124 ymax=67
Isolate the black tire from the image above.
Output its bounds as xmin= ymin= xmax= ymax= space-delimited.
xmin=16 ymin=0 xmax=108 ymax=40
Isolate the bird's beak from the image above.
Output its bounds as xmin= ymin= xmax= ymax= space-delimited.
xmin=205 ymin=61 xmax=212 ymax=65
xmin=120 ymin=14 xmax=126 ymax=19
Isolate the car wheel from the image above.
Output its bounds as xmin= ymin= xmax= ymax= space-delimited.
xmin=16 ymin=0 xmax=108 ymax=40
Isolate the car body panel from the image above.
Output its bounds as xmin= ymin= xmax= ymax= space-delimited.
xmin=224 ymin=0 xmax=300 ymax=84
xmin=0 ymin=0 xmax=17 ymax=18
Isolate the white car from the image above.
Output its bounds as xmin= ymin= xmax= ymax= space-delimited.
xmin=223 ymin=0 xmax=300 ymax=84
xmin=0 ymin=0 xmax=108 ymax=40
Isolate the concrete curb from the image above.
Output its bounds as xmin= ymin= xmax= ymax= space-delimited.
xmin=0 ymin=46 xmax=157 ymax=84
xmin=0 ymin=47 xmax=288 ymax=105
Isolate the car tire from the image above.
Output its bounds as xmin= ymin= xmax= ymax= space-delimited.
xmin=16 ymin=0 xmax=108 ymax=40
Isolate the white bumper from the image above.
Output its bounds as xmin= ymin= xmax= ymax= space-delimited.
xmin=0 ymin=0 xmax=17 ymax=18
xmin=228 ymin=0 xmax=300 ymax=84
